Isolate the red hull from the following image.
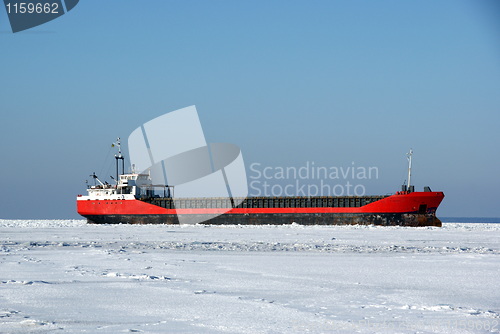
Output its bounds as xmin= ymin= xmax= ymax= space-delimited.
xmin=77 ymin=192 xmax=444 ymax=216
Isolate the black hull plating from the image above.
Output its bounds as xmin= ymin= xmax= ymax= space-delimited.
xmin=85 ymin=213 xmax=442 ymax=227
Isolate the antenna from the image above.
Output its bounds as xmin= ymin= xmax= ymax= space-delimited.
xmin=113 ymin=137 xmax=125 ymax=186
xmin=406 ymin=149 xmax=413 ymax=192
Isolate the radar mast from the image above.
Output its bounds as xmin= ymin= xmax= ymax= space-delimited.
xmin=113 ymin=137 xmax=125 ymax=186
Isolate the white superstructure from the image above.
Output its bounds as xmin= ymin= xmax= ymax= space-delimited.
xmin=78 ymin=172 xmax=153 ymax=201
xmin=77 ymin=137 xmax=173 ymax=202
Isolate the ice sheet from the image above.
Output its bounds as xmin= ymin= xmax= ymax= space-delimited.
xmin=0 ymin=220 xmax=499 ymax=333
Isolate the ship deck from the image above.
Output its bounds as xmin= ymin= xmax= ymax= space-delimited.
xmin=141 ymin=195 xmax=390 ymax=209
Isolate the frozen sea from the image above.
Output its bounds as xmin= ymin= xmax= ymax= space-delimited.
xmin=0 ymin=219 xmax=499 ymax=333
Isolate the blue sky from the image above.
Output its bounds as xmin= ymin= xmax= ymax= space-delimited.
xmin=1 ymin=0 xmax=499 ymax=218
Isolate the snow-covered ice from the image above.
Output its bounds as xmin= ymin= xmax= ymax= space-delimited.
xmin=0 ymin=220 xmax=499 ymax=333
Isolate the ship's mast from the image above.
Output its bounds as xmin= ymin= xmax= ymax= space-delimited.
xmin=114 ymin=137 xmax=125 ymax=185
xmin=406 ymin=148 xmax=413 ymax=192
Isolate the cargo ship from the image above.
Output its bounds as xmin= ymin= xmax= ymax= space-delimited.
xmin=76 ymin=145 xmax=444 ymax=226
